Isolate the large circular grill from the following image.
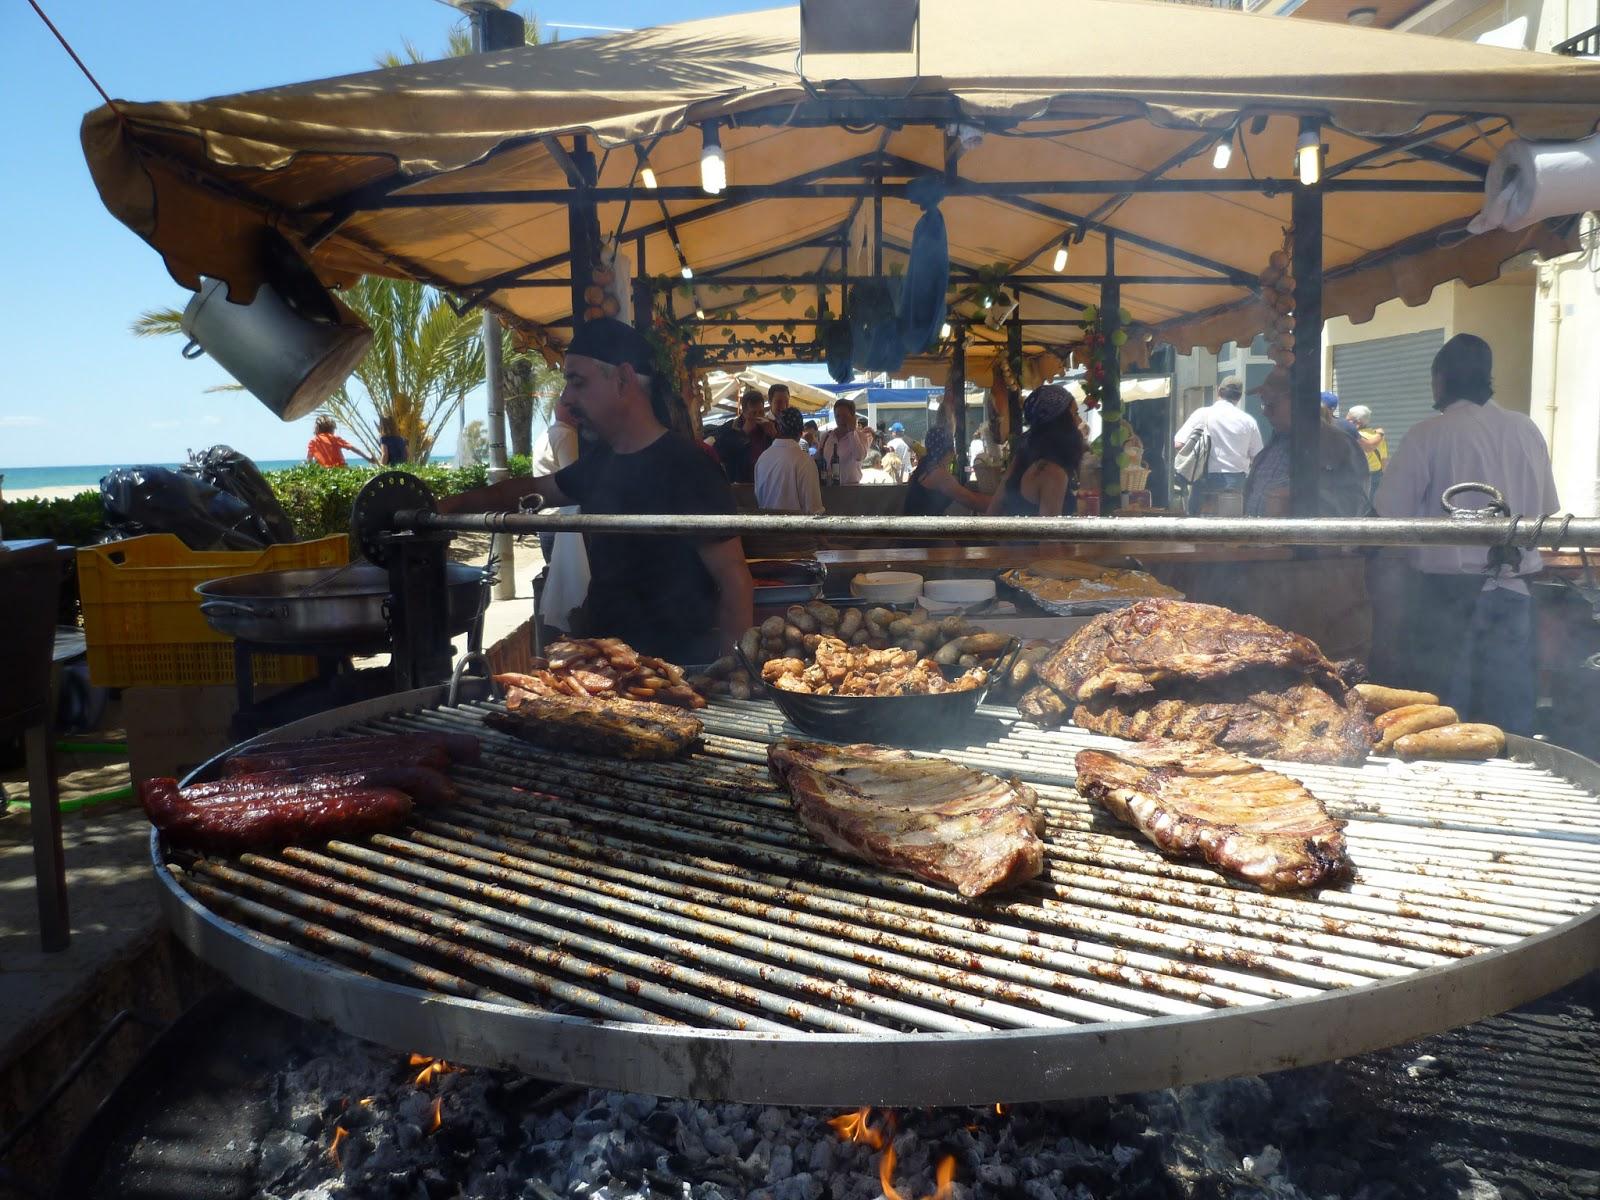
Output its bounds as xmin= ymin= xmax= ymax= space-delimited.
xmin=155 ymin=689 xmax=1600 ymax=1106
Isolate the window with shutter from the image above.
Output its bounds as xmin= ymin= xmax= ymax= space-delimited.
xmin=1331 ymin=329 xmax=1446 ymax=446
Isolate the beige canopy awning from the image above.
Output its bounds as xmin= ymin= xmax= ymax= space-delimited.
xmin=704 ymin=367 xmax=836 ymax=412
xmin=81 ymin=0 xmax=1599 ymax=375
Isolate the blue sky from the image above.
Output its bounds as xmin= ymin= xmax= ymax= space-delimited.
xmin=0 ymin=0 xmax=762 ymax=469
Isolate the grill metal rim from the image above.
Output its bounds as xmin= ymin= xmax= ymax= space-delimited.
xmin=152 ymin=686 xmax=1600 ymax=1106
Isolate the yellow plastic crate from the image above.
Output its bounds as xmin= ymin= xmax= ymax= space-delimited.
xmin=78 ymin=533 xmax=348 ymax=688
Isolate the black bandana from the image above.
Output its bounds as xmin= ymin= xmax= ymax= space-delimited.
xmin=567 ymin=317 xmax=655 ymax=373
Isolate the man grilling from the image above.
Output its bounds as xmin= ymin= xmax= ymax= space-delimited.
xmin=438 ymin=318 xmax=753 ymax=661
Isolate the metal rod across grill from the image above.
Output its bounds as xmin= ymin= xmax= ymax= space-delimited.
xmin=154 ymin=689 xmax=1600 ymax=1106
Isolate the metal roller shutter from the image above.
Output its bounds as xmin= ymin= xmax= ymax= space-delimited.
xmin=1331 ymin=329 xmax=1445 ymax=446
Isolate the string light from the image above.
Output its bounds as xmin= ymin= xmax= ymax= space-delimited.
xmin=700 ymin=122 xmax=726 ymax=195
xmin=940 ymin=321 xmax=952 ymax=339
xmin=680 ymin=264 xmax=694 ymax=280
xmin=1296 ymin=120 xmax=1321 ymax=186
xmin=1052 ymin=236 xmax=1070 ymax=273
xmin=1211 ymin=137 xmax=1232 ymax=170
xmin=640 ymin=165 xmax=658 ymax=189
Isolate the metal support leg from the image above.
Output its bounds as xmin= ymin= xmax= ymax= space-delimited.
xmin=385 ymin=532 xmax=455 ymax=691
xmin=26 ymin=720 xmax=68 ymax=952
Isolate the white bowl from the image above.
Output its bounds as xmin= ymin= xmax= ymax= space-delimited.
xmin=849 ymin=571 xmax=924 ymax=604
xmin=922 ymin=578 xmax=997 ymax=606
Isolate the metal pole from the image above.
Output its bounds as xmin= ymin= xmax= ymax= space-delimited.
xmin=1005 ymin=303 xmax=1024 ymax=464
xmin=470 ymin=4 xmax=523 ymax=599
xmin=404 ymin=509 xmax=1600 ymax=549
xmin=1291 ymin=124 xmax=1325 ymax=518
xmin=1100 ymin=235 xmax=1123 ymax=512
xmin=953 ymin=322 xmax=969 ymax=481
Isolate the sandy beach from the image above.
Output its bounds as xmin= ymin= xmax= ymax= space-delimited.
xmin=3 ymin=484 xmax=99 ymax=503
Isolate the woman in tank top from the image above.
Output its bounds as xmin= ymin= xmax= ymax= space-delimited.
xmin=988 ymin=384 xmax=1086 ymax=518
xmin=903 ymin=425 xmax=994 ymax=516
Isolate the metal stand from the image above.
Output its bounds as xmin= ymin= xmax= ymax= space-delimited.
xmin=384 ymin=531 xmax=457 ymax=691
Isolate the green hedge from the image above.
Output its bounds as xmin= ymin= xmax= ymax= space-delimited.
xmin=0 ymin=458 xmax=535 ymax=548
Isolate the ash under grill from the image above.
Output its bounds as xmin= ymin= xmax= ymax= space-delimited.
xmin=154 ymin=692 xmax=1600 ymax=1106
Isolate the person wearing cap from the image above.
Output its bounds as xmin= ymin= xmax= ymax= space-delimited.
xmin=1242 ymin=370 xmax=1369 ymax=519
xmin=754 ymin=408 xmax=824 ymax=514
xmin=1172 ymin=374 xmax=1263 ymax=515
xmin=1322 ymin=391 xmax=1360 ymax=441
xmin=1374 ymin=333 xmax=1558 ymax=734
xmin=437 ymin=318 xmax=753 ymax=661
xmin=988 ymin=384 xmax=1086 ymax=518
xmin=885 ymin=422 xmax=917 ymax=478
xmin=905 ymin=425 xmax=992 ymax=516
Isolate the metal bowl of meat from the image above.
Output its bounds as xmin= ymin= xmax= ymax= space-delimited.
xmin=738 ymin=638 xmax=1020 ymax=746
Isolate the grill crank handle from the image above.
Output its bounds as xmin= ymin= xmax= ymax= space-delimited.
xmin=448 ymin=651 xmax=501 ymax=707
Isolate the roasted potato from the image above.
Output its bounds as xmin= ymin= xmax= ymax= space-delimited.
xmin=729 ymin=673 xmax=753 ymax=701
xmin=738 ymin=628 xmax=762 ymax=663
xmin=805 ymin=600 xmax=840 ymax=628
xmin=707 ymin=655 xmax=737 ymax=679
xmin=959 ymin=654 xmax=979 ymax=669
xmin=838 ymin=608 xmax=864 ymax=638
xmin=760 ymin=615 xmax=786 ymax=639
xmin=956 ymin=631 xmax=1012 ymax=657
xmin=783 ymin=622 xmax=806 ymax=646
xmin=786 ymin=606 xmax=818 ymax=634
xmin=850 ymin=628 xmax=873 ymax=646
xmin=865 ymin=607 xmax=896 ymax=628
xmin=939 ymin=616 xmax=970 ymax=639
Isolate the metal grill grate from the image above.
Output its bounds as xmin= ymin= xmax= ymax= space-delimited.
xmin=156 ymin=694 xmax=1600 ymax=1104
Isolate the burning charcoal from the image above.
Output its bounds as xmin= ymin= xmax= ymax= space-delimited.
xmin=756 ymin=1106 xmax=788 ymax=1135
xmin=769 ymin=1175 xmax=825 ymax=1200
xmin=1405 ymin=1054 xmax=1448 ymax=1080
xmin=767 ymin=1142 xmax=794 ymax=1181
xmin=642 ymin=1108 xmax=681 ymax=1144
xmin=257 ymin=1129 xmax=311 ymax=1184
xmin=533 ymin=1110 xmax=573 ymax=1141
xmin=703 ymin=1128 xmax=738 ymax=1158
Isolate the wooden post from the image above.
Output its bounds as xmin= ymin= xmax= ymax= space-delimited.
xmin=1290 ymin=126 xmax=1324 ymax=518
xmin=1006 ymin=302 xmax=1024 ymax=468
xmin=567 ymin=136 xmax=599 ymax=322
xmin=952 ymin=321 xmax=969 ymax=480
xmin=1099 ymin=235 xmax=1123 ymax=512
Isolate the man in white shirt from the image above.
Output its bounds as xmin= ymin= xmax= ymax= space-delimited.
xmin=1375 ymin=334 xmax=1559 ymax=734
xmin=886 ymin=422 xmax=917 ymax=477
xmin=1173 ymin=375 xmax=1264 ymax=514
xmin=817 ymin=398 xmax=873 ymax=484
xmin=754 ymin=408 xmax=824 ymax=513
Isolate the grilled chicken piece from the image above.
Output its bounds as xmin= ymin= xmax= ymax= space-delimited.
xmin=1074 ymin=742 xmax=1351 ymax=892
xmin=1018 ymin=684 xmax=1070 ymax=728
xmin=1073 ymin=669 xmax=1372 ymax=767
xmin=486 ymin=686 xmax=703 ymax=760
xmin=1038 ymin=599 xmax=1340 ymax=702
xmin=768 ymin=740 xmax=1046 ymax=898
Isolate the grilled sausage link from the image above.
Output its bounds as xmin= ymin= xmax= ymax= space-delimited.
xmin=1354 ymin=684 xmax=1440 ymax=714
xmin=1375 ymin=705 xmax=1459 ymax=752
xmin=223 ymin=732 xmax=479 ymax=776
xmin=189 ymin=763 xmax=458 ymax=807
xmin=140 ymin=777 xmax=412 ymax=853
xmin=1394 ymin=723 xmax=1506 ymax=761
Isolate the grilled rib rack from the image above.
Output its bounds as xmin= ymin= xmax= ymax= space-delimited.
xmin=156 ymin=689 xmax=1600 ymax=1106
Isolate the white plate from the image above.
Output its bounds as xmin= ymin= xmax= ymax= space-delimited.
xmin=849 ymin=571 xmax=924 ymax=605
xmin=922 ymin=578 xmax=997 ymax=605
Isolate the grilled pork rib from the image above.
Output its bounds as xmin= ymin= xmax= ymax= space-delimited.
xmin=1074 ymin=742 xmax=1351 ymax=892
xmin=767 ymin=740 xmax=1045 ymax=897
xmin=1027 ymin=600 xmax=1372 ymax=765
xmin=486 ymin=687 xmax=703 ymax=759
xmin=1039 ymin=598 xmax=1340 ymax=701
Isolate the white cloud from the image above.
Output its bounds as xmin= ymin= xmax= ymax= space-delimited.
xmin=149 ymin=419 xmax=183 ymax=430
xmin=0 ymin=415 xmax=45 ymax=428
xmin=200 ymin=414 xmax=224 ymax=427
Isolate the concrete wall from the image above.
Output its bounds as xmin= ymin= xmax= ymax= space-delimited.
xmin=1320 ymin=276 xmax=1536 ymax=416
xmin=1532 ymin=228 xmax=1600 ymax=516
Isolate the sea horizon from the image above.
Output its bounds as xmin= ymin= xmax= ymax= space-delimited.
xmin=0 ymin=460 xmax=305 ymax=492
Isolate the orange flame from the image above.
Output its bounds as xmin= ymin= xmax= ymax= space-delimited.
xmin=994 ymin=1102 xmax=1006 ymax=1116
xmin=829 ymin=1108 xmax=953 ymax=1200
xmin=327 ymin=1125 xmax=348 ymax=1166
xmin=411 ymin=1056 xmax=464 ymax=1088
xmin=426 ymin=1095 xmax=444 ymax=1134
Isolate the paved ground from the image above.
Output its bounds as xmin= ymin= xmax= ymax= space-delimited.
xmin=0 ymin=544 xmax=543 ymax=1071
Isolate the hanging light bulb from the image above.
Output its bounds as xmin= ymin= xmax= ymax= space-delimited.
xmin=680 ymin=264 xmax=694 ymax=280
xmin=700 ymin=122 xmax=726 ymax=195
xmin=695 ymin=306 xmax=706 ymax=320
xmin=1052 ymin=237 xmax=1070 ymax=273
xmin=981 ymin=294 xmax=993 ymax=309
xmin=940 ymin=321 xmax=952 ymax=339
xmin=640 ymin=165 xmax=658 ymax=190
xmin=1296 ymin=122 xmax=1321 ymax=186
xmin=1211 ymin=137 xmax=1232 ymax=171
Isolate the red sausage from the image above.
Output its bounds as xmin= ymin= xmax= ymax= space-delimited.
xmin=142 ymin=777 xmax=413 ymax=853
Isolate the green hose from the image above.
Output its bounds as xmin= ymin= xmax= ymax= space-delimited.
xmin=7 ymin=785 xmax=135 ymax=814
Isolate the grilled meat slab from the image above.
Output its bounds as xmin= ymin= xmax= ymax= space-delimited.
xmin=141 ymin=776 xmax=413 ymax=854
xmin=767 ymin=740 xmax=1045 ymax=897
xmin=486 ymin=686 xmax=703 ymax=760
xmin=1074 ymin=742 xmax=1351 ymax=892
xmin=1039 ymin=599 xmax=1339 ymax=701
xmin=1073 ymin=669 xmax=1372 ymax=766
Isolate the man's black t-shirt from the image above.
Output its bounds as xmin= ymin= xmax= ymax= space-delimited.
xmin=554 ymin=432 xmax=737 ymax=659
